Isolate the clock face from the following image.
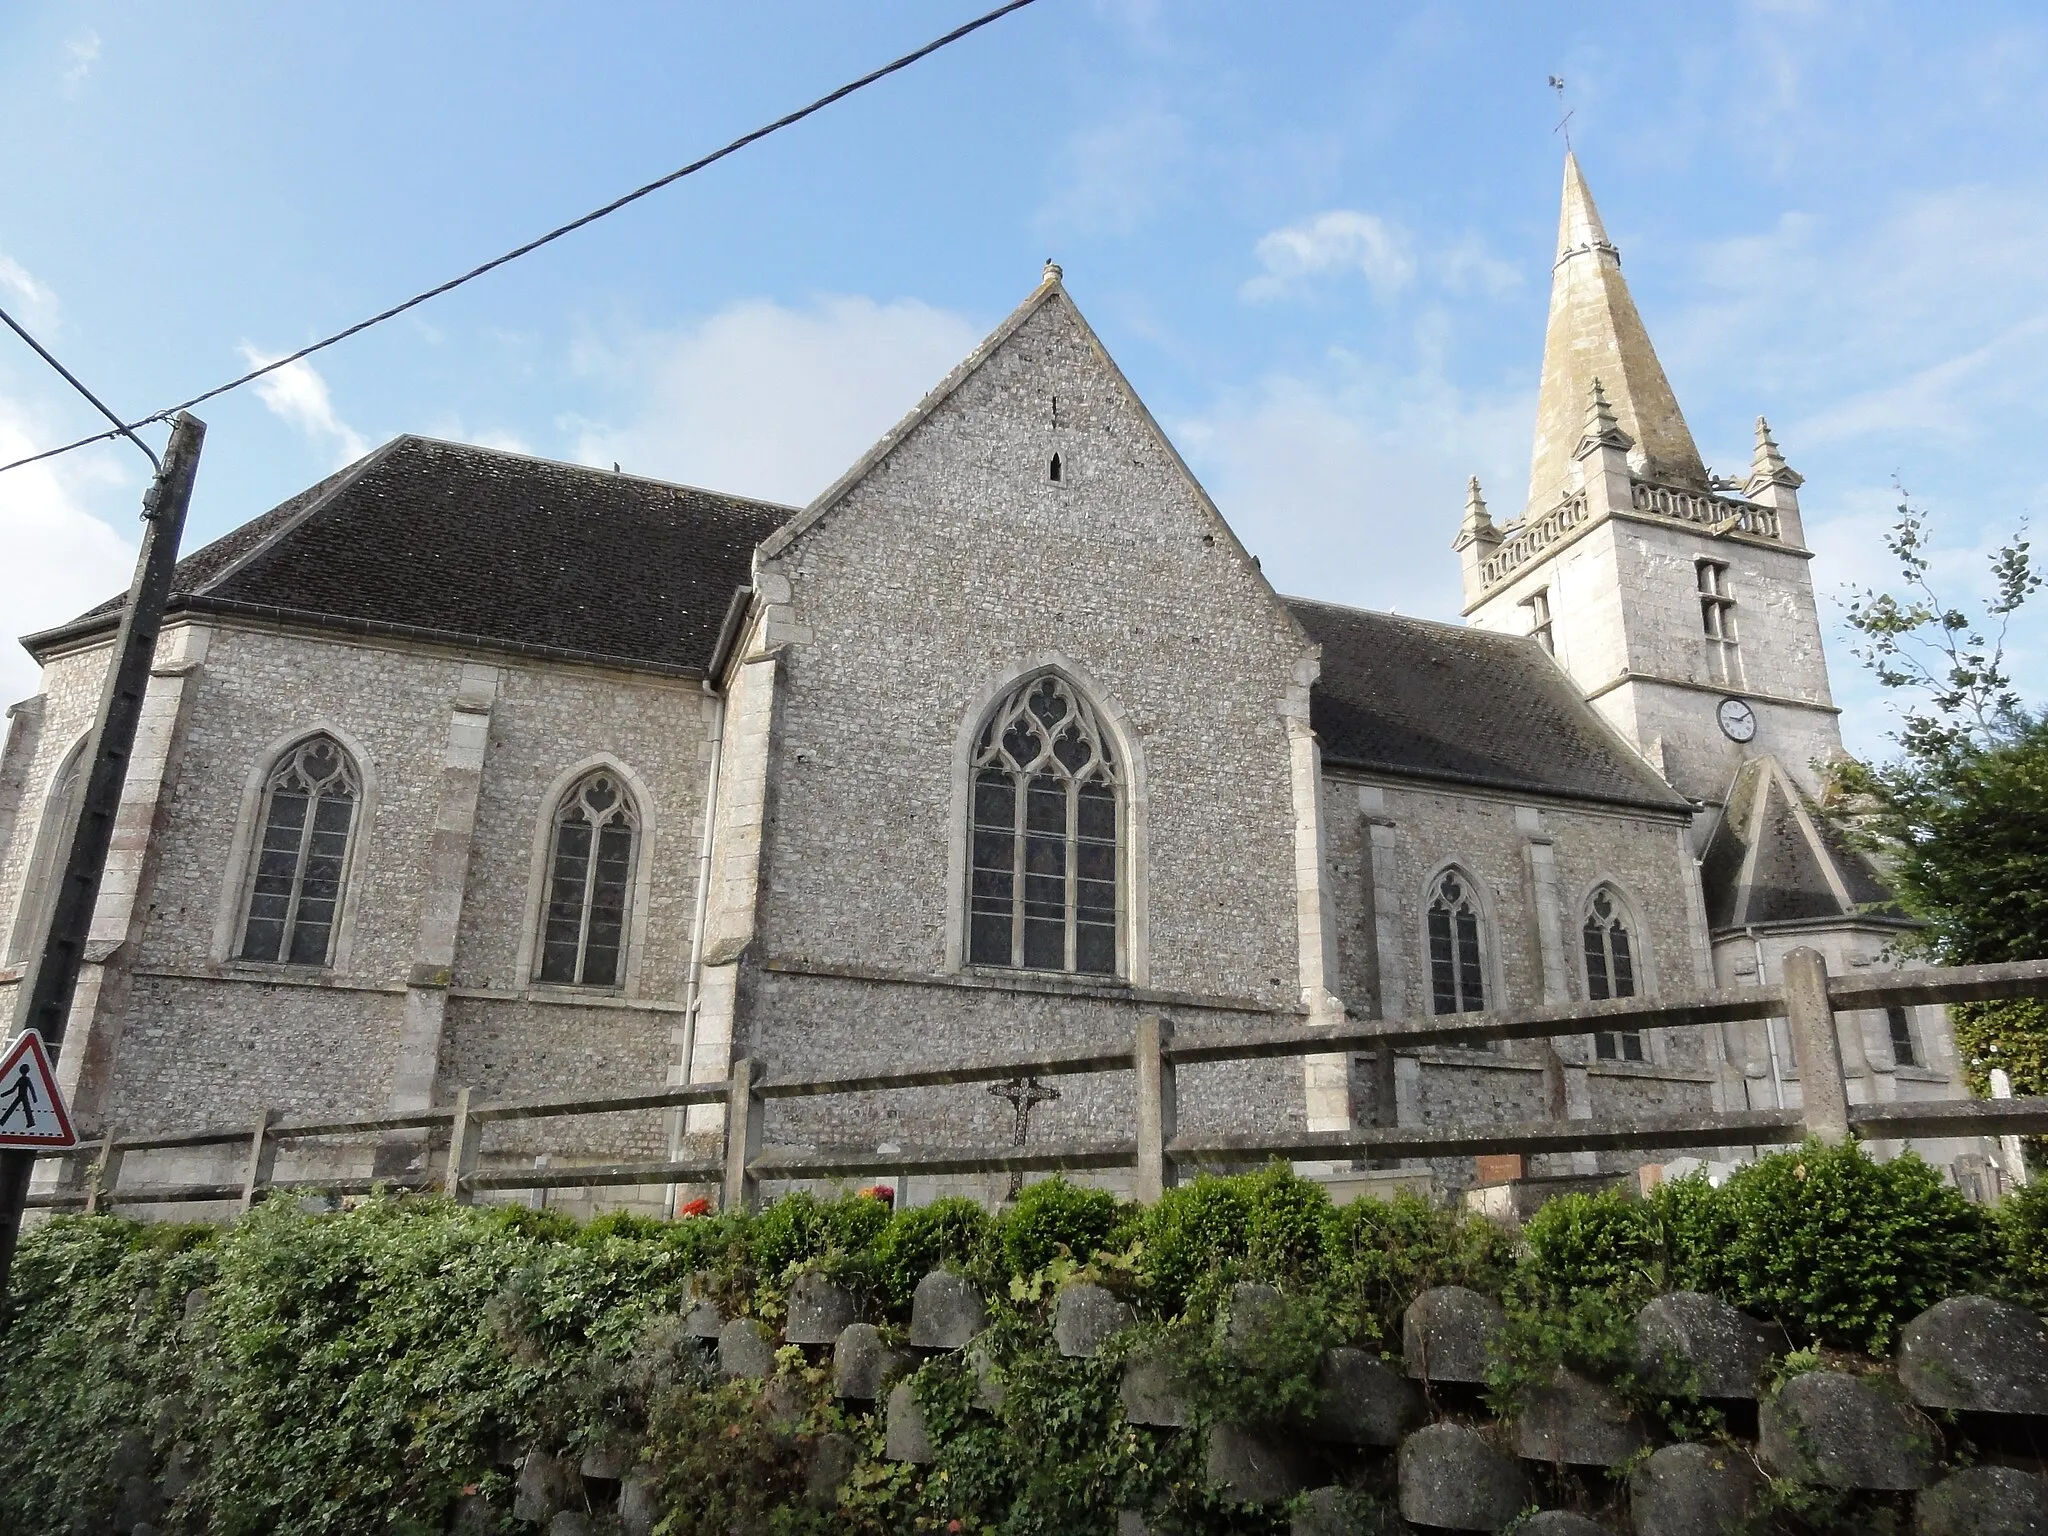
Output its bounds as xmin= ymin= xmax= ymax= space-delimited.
xmin=1718 ymin=697 xmax=1757 ymax=743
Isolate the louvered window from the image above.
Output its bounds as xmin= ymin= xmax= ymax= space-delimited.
xmin=968 ymin=675 xmax=1120 ymax=976
xmin=240 ymin=735 xmax=359 ymax=966
xmin=538 ymin=770 xmax=637 ymax=987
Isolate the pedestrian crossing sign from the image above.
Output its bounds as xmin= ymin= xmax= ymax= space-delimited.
xmin=0 ymin=1030 xmax=76 ymax=1149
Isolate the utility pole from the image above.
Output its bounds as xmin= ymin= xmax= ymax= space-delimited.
xmin=0 ymin=412 xmax=204 ymax=1305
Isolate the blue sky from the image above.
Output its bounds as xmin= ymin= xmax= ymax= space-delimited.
xmin=4 ymin=1 xmax=2046 ymax=757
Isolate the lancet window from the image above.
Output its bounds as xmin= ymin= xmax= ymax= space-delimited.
xmin=1584 ymin=885 xmax=1646 ymax=1061
xmin=1426 ymin=868 xmax=1488 ymax=1015
xmin=968 ymin=674 xmax=1120 ymax=976
xmin=239 ymin=734 xmax=360 ymax=966
xmin=538 ymin=769 xmax=638 ymax=987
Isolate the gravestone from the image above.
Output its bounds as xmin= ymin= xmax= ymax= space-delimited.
xmin=785 ymin=1272 xmax=858 ymax=1346
xmin=885 ymin=1381 xmax=935 ymax=1463
xmin=1516 ymin=1368 xmax=1652 ymax=1467
xmin=1635 ymin=1291 xmax=1775 ymax=1399
xmin=1121 ymin=1351 xmax=1191 ymax=1429
xmin=1403 ymin=1286 xmax=1505 ymax=1384
xmin=1225 ymin=1283 xmax=1286 ymax=1354
xmin=1760 ymin=1370 xmax=1938 ymax=1490
xmin=1628 ymin=1441 xmax=1763 ymax=1536
xmin=1515 ymin=1514 xmax=1609 ymax=1535
xmin=1913 ymin=1465 xmax=2048 ymax=1536
xmin=1054 ymin=1283 xmax=1136 ymax=1358
xmin=619 ymin=1469 xmax=660 ymax=1536
xmin=832 ymin=1322 xmax=905 ymax=1401
xmin=805 ymin=1431 xmax=857 ymax=1505
xmin=910 ymin=1271 xmax=986 ymax=1349
xmin=717 ymin=1318 xmax=775 ymax=1381
xmin=1204 ymin=1423 xmax=1315 ymax=1503
xmin=1398 ymin=1422 xmax=1527 ymax=1531
xmin=1310 ymin=1347 xmax=1422 ymax=1447
xmin=1898 ymin=1295 xmax=2048 ymax=1416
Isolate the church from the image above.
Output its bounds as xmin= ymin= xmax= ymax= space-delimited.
xmin=0 ymin=156 xmax=1982 ymax=1202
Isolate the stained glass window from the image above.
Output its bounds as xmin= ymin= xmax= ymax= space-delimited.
xmin=239 ymin=735 xmax=359 ymax=966
xmin=969 ymin=674 xmax=1119 ymax=976
xmin=539 ymin=770 xmax=638 ymax=987
xmin=1426 ymin=869 xmax=1487 ymax=1015
xmin=1584 ymin=886 xmax=1645 ymax=1061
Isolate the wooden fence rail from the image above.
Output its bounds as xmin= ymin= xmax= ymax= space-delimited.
xmin=29 ymin=952 xmax=2048 ymax=1214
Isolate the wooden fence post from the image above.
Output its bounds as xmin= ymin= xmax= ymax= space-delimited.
xmin=722 ymin=1058 xmax=763 ymax=1213
xmin=1782 ymin=948 xmax=1850 ymax=1145
xmin=237 ymin=1109 xmax=277 ymax=1214
xmin=1134 ymin=1014 xmax=1178 ymax=1203
xmin=444 ymin=1087 xmax=482 ymax=1203
xmin=84 ymin=1133 xmax=122 ymax=1215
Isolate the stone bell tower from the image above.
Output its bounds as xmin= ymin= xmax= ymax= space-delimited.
xmin=1460 ymin=152 xmax=1843 ymax=811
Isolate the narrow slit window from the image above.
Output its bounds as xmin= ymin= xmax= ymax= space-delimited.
xmin=1048 ymin=452 xmax=1062 ymax=483
xmin=1697 ymin=560 xmax=1740 ymax=684
xmin=1886 ymin=1006 xmax=1918 ymax=1067
xmin=239 ymin=735 xmax=360 ymax=967
xmin=1584 ymin=886 xmax=1645 ymax=1061
xmin=1426 ymin=869 xmax=1487 ymax=1015
xmin=968 ymin=674 xmax=1120 ymax=977
xmin=538 ymin=769 xmax=639 ymax=987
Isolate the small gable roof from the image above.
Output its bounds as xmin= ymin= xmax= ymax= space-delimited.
xmin=24 ymin=436 xmax=793 ymax=676
xmin=1699 ymin=755 xmax=1902 ymax=930
xmin=1286 ymin=597 xmax=1689 ymax=813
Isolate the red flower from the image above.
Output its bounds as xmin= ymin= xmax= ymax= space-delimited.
xmin=676 ymin=1196 xmax=713 ymax=1218
xmin=858 ymin=1184 xmax=896 ymax=1206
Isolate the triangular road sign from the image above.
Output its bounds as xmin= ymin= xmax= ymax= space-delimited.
xmin=0 ymin=1031 xmax=76 ymax=1149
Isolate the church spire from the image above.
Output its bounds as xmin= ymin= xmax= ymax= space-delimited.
xmin=1524 ymin=152 xmax=1707 ymax=514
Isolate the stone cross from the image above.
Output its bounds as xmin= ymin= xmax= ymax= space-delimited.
xmin=989 ymin=1075 xmax=1060 ymax=1196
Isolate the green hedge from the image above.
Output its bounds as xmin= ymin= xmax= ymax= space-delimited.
xmin=0 ymin=1143 xmax=2039 ymax=1534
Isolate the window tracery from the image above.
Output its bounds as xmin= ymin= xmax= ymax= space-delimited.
xmin=538 ymin=769 xmax=638 ymax=987
xmin=1583 ymin=885 xmax=1645 ymax=1061
xmin=968 ymin=674 xmax=1119 ymax=976
xmin=1426 ymin=868 xmax=1488 ymax=1015
xmin=239 ymin=734 xmax=359 ymax=966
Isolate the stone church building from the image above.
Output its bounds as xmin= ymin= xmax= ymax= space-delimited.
xmin=0 ymin=156 xmax=1979 ymax=1202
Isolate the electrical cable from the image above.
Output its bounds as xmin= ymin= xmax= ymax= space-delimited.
xmin=0 ymin=304 xmax=159 ymax=470
xmin=0 ymin=0 xmax=1041 ymax=478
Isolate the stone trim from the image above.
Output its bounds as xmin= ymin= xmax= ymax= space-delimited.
xmin=1581 ymin=669 xmax=1841 ymax=715
xmin=757 ymin=955 xmax=1300 ymax=1016
xmin=1322 ymin=764 xmax=1691 ymax=823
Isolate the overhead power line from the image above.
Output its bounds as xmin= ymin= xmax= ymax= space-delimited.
xmin=0 ymin=0 xmax=1042 ymax=479
xmin=0 ymin=304 xmax=159 ymax=470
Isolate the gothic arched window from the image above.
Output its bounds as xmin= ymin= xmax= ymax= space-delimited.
xmin=6 ymin=740 xmax=87 ymax=965
xmin=968 ymin=674 xmax=1120 ymax=976
xmin=1583 ymin=885 xmax=1645 ymax=1061
xmin=239 ymin=734 xmax=360 ymax=966
xmin=538 ymin=769 xmax=638 ymax=987
xmin=1426 ymin=868 xmax=1488 ymax=1015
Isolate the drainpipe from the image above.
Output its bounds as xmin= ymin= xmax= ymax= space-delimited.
xmin=669 ymin=679 xmax=727 ymax=1167
xmin=1749 ymin=927 xmax=1785 ymax=1110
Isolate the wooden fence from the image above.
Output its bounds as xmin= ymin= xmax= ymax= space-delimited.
xmin=29 ymin=949 xmax=2048 ymax=1214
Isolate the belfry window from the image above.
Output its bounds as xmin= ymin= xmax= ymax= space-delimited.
xmin=538 ymin=769 xmax=638 ymax=987
xmin=1426 ymin=868 xmax=1487 ymax=1015
xmin=1584 ymin=886 xmax=1645 ymax=1061
xmin=1698 ymin=560 xmax=1740 ymax=684
xmin=968 ymin=674 xmax=1119 ymax=976
xmin=1523 ymin=588 xmax=1554 ymax=655
xmin=1886 ymin=1006 xmax=1919 ymax=1068
xmin=239 ymin=734 xmax=359 ymax=966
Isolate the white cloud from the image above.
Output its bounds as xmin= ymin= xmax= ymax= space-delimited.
xmin=61 ymin=30 xmax=99 ymax=92
xmin=1038 ymin=106 xmax=1194 ymax=239
xmin=567 ymin=295 xmax=983 ymax=506
xmin=0 ymin=395 xmax=137 ymax=707
xmin=1174 ymin=358 xmax=1531 ymax=622
xmin=238 ymin=347 xmax=369 ymax=466
xmin=1242 ymin=211 xmax=1415 ymax=302
xmin=0 ymin=255 xmax=57 ymax=327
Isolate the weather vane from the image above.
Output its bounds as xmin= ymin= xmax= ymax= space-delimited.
xmin=1548 ymin=75 xmax=1573 ymax=149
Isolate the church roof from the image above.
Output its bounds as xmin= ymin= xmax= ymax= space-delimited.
xmin=1698 ymin=755 xmax=1903 ymax=931
xmin=1524 ymin=153 xmax=1708 ymax=514
xmin=24 ymin=435 xmax=793 ymax=676
xmin=1285 ymin=597 xmax=1689 ymax=813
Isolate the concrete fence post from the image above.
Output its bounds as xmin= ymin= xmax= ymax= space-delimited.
xmin=722 ymin=1057 xmax=763 ymax=1213
xmin=1782 ymin=947 xmax=1850 ymax=1144
xmin=1133 ymin=1014 xmax=1178 ymax=1203
xmin=443 ymin=1087 xmax=482 ymax=1203
xmin=237 ymin=1108 xmax=277 ymax=1214
xmin=84 ymin=1133 xmax=122 ymax=1215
